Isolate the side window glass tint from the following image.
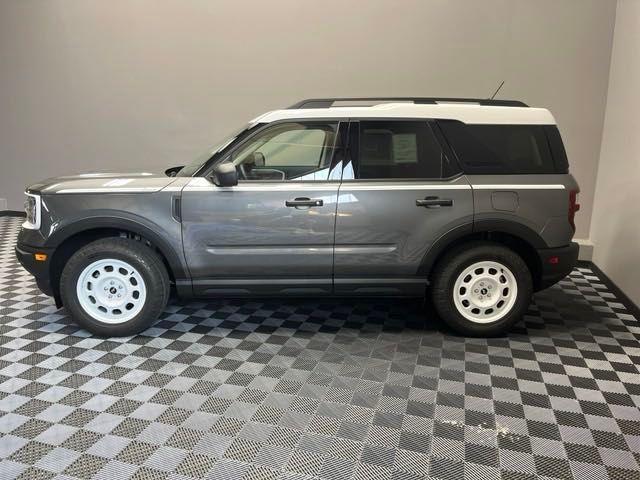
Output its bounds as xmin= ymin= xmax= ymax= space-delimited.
xmin=544 ymin=126 xmax=569 ymax=174
xmin=231 ymin=122 xmax=339 ymax=181
xmin=356 ymin=121 xmax=451 ymax=179
xmin=439 ymin=121 xmax=555 ymax=174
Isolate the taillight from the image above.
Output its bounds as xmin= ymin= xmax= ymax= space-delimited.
xmin=568 ymin=189 xmax=580 ymax=231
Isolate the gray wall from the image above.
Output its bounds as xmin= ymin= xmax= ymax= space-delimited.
xmin=0 ymin=0 xmax=616 ymax=239
xmin=591 ymin=0 xmax=640 ymax=305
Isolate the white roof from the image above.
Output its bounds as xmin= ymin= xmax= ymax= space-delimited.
xmin=251 ymin=102 xmax=556 ymax=125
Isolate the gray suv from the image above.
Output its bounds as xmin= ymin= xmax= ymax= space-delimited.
xmin=16 ymin=97 xmax=580 ymax=337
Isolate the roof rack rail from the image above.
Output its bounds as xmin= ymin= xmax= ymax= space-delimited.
xmin=288 ymin=97 xmax=528 ymax=109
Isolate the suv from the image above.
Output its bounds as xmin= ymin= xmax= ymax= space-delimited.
xmin=16 ymin=97 xmax=579 ymax=337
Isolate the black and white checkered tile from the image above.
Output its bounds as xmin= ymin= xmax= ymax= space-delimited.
xmin=1 ymin=215 xmax=639 ymax=480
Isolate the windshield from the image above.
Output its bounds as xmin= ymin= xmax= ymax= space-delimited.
xmin=176 ymin=124 xmax=250 ymax=177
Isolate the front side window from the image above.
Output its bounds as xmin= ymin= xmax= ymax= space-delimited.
xmin=354 ymin=121 xmax=454 ymax=179
xmin=230 ymin=122 xmax=339 ymax=181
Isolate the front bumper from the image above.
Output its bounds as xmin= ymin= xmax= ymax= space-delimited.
xmin=15 ymin=242 xmax=56 ymax=297
xmin=536 ymin=241 xmax=579 ymax=290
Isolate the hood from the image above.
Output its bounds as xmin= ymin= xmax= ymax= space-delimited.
xmin=27 ymin=171 xmax=179 ymax=195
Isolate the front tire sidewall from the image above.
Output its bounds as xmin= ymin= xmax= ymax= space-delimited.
xmin=61 ymin=241 xmax=168 ymax=337
xmin=433 ymin=245 xmax=532 ymax=336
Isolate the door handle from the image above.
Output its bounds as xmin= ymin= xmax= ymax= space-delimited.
xmin=286 ymin=197 xmax=324 ymax=208
xmin=416 ymin=196 xmax=453 ymax=208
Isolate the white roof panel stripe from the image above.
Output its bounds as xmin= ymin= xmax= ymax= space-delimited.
xmin=252 ymin=103 xmax=556 ymax=125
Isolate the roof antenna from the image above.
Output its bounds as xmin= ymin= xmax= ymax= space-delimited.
xmin=489 ymin=80 xmax=505 ymax=100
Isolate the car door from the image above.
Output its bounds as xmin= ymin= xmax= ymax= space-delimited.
xmin=334 ymin=119 xmax=473 ymax=295
xmin=181 ymin=120 xmax=345 ymax=296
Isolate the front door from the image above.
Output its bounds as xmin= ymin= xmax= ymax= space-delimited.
xmin=334 ymin=119 xmax=473 ymax=295
xmin=181 ymin=120 xmax=345 ymax=296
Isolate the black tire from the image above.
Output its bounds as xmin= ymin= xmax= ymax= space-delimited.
xmin=430 ymin=241 xmax=532 ymax=337
xmin=60 ymin=237 xmax=170 ymax=337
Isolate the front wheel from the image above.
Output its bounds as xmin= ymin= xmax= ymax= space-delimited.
xmin=430 ymin=242 xmax=532 ymax=337
xmin=60 ymin=238 xmax=170 ymax=337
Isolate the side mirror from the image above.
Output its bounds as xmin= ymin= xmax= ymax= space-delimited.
xmin=165 ymin=165 xmax=184 ymax=177
xmin=211 ymin=163 xmax=238 ymax=187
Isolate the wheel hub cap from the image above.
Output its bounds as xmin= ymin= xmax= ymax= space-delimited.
xmin=452 ymin=261 xmax=518 ymax=324
xmin=76 ymin=258 xmax=147 ymax=324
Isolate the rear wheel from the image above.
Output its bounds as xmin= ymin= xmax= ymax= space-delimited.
xmin=430 ymin=242 xmax=532 ymax=336
xmin=60 ymin=238 xmax=170 ymax=337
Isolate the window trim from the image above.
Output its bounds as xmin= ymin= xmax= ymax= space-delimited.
xmin=200 ymin=118 xmax=346 ymax=183
xmin=343 ymin=118 xmax=463 ymax=182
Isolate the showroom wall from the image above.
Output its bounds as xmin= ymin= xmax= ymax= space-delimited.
xmin=591 ymin=0 xmax=640 ymax=305
xmin=0 ymin=0 xmax=616 ymax=240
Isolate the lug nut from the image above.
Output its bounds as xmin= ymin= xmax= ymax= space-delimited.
xmin=474 ymin=289 xmax=479 ymax=293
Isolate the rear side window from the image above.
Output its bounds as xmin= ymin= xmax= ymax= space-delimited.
xmin=438 ymin=120 xmax=559 ymax=174
xmin=544 ymin=126 xmax=569 ymax=173
xmin=355 ymin=121 xmax=459 ymax=179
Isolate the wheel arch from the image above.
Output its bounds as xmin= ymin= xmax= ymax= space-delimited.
xmin=47 ymin=216 xmax=188 ymax=300
xmin=420 ymin=220 xmax=545 ymax=290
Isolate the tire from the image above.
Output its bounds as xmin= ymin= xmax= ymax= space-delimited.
xmin=430 ymin=241 xmax=532 ymax=337
xmin=60 ymin=237 xmax=170 ymax=337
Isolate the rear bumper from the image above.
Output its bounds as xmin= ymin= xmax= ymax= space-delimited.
xmin=15 ymin=242 xmax=56 ymax=297
xmin=536 ymin=241 xmax=579 ymax=290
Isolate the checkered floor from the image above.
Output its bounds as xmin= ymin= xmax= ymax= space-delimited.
xmin=1 ymin=216 xmax=639 ymax=480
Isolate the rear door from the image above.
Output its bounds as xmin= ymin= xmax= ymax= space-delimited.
xmin=181 ymin=120 xmax=346 ymax=296
xmin=334 ymin=119 xmax=473 ymax=295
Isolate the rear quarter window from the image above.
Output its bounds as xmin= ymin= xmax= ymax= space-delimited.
xmin=438 ymin=120 xmax=564 ymax=174
xmin=544 ymin=126 xmax=569 ymax=173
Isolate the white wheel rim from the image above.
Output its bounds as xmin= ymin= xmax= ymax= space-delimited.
xmin=452 ymin=261 xmax=518 ymax=324
xmin=76 ymin=258 xmax=147 ymax=324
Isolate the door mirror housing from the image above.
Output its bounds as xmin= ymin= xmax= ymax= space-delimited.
xmin=211 ymin=163 xmax=238 ymax=187
xmin=165 ymin=165 xmax=184 ymax=177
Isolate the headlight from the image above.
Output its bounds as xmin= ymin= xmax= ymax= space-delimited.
xmin=23 ymin=192 xmax=41 ymax=230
